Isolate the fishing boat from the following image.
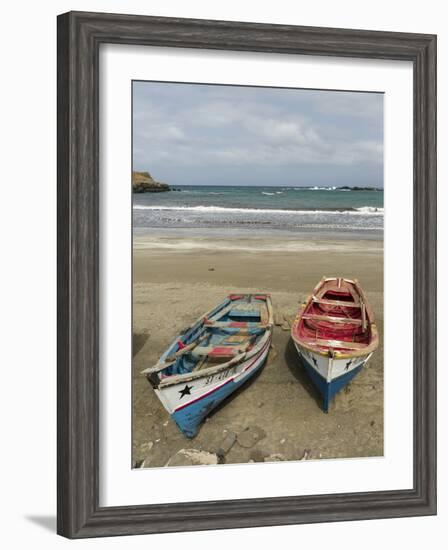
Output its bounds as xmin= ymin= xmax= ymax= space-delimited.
xmin=142 ymin=294 xmax=273 ymax=438
xmin=291 ymin=277 xmax=378 ymax=412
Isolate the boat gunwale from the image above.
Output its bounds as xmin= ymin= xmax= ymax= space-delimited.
xmin=148 ymin=294 xmax=274 ymax=388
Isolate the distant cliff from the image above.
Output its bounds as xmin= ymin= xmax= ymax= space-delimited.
xmin=132 ymin=171 xmax=170 ymax=193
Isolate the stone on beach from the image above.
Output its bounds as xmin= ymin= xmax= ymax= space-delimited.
xmin=285 ymin=314 xmax=296 ymax=325
xmin=237 ymin=426 xmax=267 ymax=448
xmin=140 ymin=441 xmax=154 ymax=453
xmin=249 ymin=449 xmax=266 ymax=462
xmin=214 ymin=431 xmax=237 ymax=458
xmin=165 ymin=449 xmax=219 ymax=467
xmin=274 ymin=311 xmax=293 ymax=331
xmin=300 ymin=449 xmax=311 ymax=460
xmin=274 ymin=312 xmax=284 ymax=326
xmin=264 ymin=453 xmax=287 ymax=462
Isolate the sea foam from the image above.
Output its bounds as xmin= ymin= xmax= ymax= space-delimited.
xmin=133 ymin=204 xmax=384 ymax=216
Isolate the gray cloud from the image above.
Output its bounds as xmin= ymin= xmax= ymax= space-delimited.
xmin=133 ymin=81 xmax=383 ymax=187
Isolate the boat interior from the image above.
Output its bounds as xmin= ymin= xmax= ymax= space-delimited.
xmin=159 ymin=295 xmax=270 ymax=377
xmin=297 ymin=278 xmax=372 ymax=348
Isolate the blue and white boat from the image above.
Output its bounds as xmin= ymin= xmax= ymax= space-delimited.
xmin=291 ymin=277 xmax=378 ymax=412
xmin=142 ymin=294 xmax=273 ymax=438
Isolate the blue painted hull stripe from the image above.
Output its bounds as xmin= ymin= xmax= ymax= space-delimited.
xmin=300 ymin=355 xmax=363 ymax=412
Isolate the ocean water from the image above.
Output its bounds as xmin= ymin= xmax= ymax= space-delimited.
xmin=133 ymin=185 xmax=383 ymax=236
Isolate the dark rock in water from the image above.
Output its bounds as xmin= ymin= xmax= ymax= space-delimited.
xmin=132 ymin=171 xmax=170 ymax=193
xmin=208 ymin=267 xmax=215 ymax=271
xmin=237 ymin=426 xmax=267 ymax=448
xmin=338 ymin=186 xmax=380 ymax=191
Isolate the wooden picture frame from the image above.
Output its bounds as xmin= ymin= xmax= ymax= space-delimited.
xmin=57 ymin=11 xmax=437 ymax=538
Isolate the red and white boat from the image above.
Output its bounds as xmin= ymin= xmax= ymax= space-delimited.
xmin=291 ymin=277 xmax=379 ymax=412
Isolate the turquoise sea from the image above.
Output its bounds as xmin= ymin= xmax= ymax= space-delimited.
xmin=133 ymin=185 xmax=383 ymax=236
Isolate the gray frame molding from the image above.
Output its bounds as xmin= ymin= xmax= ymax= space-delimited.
xmin=57 ymin=11 xmax=437 ymax=538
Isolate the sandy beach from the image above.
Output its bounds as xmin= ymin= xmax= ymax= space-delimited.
xmin=132 ymin=231 xmax=383 ymax=468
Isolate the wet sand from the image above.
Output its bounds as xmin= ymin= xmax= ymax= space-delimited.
xmin=132 ymin=233 xmax=383 ymax=467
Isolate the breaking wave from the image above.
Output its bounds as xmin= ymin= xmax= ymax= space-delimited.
xmin=133 ymin=204 xmax=384 ymax=216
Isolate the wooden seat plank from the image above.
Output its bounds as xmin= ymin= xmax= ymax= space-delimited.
xmin=302 ymin=313 xmax=362 ymax=325
xmin=312 ymin=296 xmax=360 ymax=308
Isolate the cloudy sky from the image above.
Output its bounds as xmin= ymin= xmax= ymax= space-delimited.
xmin=133 ymin=81 xmax=383 ymax=187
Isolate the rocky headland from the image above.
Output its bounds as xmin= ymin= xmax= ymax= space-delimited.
xmin=132 ymin=171 xmax=170 ymax=193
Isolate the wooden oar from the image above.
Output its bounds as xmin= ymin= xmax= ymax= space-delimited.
xmin=141 ymin=333 xmax=207 ymax=374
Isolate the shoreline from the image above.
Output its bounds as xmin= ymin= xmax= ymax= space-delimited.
xmin=133 ymin=225 xmax=383 ymax=243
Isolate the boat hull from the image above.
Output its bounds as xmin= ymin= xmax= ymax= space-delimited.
xmin=157 ymin=338 xmax=271 ymax=438
xmin=294 ymin=342 xmax=372 ymax=412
